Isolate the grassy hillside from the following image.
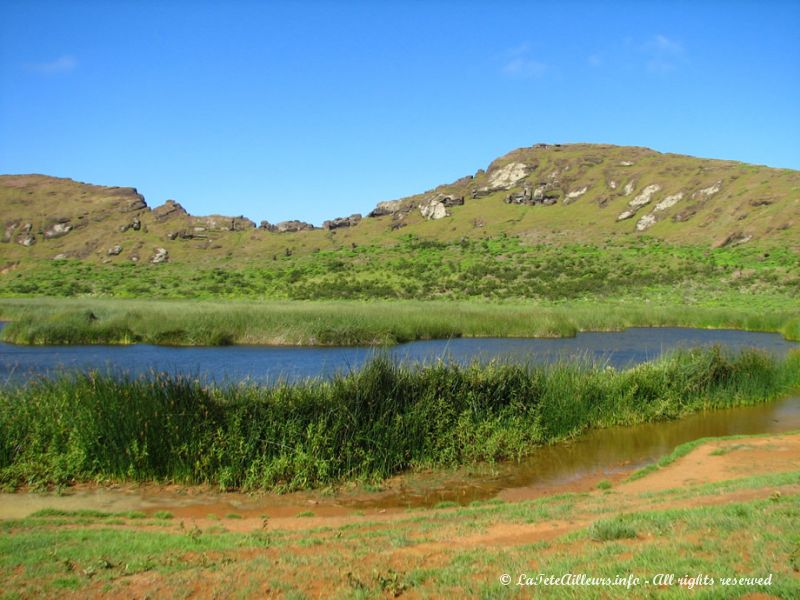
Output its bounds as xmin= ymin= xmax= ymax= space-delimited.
xmin=1 ymin=144 xmax=798 ymax=273
xmin=1 ymin=143 xmax=798 ymax=346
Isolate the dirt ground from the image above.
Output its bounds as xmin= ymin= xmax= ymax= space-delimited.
xmin=3 ymin=433 xmax=800 ymax=598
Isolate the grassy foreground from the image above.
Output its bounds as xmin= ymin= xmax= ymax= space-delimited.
xmin=2 ymin=435 xmax=799 ymax=598
xmin=1 ymin=296 xmax=799 ymax=346
xmin=2 ymin=348 xmax=799 ymax=491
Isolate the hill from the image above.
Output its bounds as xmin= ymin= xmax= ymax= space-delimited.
xmin=0 ymin=143 xmax=798 ymax=310
xmin=1 ymin=144 xmax=798 ymax=268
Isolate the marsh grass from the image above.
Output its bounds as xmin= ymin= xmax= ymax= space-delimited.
xmin=1 ymin=348 xmax=798 ymax=492
xmin=1 ymin=296 xmax=799 ymax=346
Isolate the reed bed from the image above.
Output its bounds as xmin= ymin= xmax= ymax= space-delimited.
xmin=1 ymin=297 xmax=798 ymax=346
xmin=1 ymin=347 xmax=798 ymax=492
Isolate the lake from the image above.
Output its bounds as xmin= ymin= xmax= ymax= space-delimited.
xmin=1 ymin=326 xmax=796 ymax=384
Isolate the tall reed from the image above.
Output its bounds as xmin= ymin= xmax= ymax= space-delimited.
xmin=1 ymin=348 xmax=798 ymax=491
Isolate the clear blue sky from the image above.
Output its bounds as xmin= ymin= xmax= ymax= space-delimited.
xmin=1 ymin=1 xmax=798 ymax=225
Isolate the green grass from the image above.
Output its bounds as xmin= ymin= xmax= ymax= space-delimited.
xmin=589 ymin=516 xmax=638 ymax=541
xmin=1 ymin=347 xmax=798 ymax=492
xmin=2 ymin=484 xmax=798 ymax=598
xmin=1 ymin=294 xmax=799 ymax=347
xmin=1 ymin=236 xmax=797 ymax=346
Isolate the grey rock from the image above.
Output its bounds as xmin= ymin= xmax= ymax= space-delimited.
xmin=323 ymin=214 xmax=362 ymax=230
xmin=275 ymin=220 xmax=315 ymax=233
xmin=441 ymin=195 xmax=464 ymax=207
xmin=108 ymin=245 xmax=123 ymax=256
xmin=44 ymin=221 xmax=73 ymax=239
xmin=419 ymin=199 xmax=449 ymax=220
xmin=151 ymin=247 xmax=168 ymax=263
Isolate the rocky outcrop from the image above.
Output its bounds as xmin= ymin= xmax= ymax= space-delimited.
xmin=107 ymin=245 xmax=123 ymax=256
xmin=119 ymin=217 xmax=142 ymax=233
xmin=713 ymin=231 xmax=752 ymax=248
xmin=635 ymin=214 xmax=657 ymax=231
xmin=654 ymin=192 xmax=684 ymax=212
xmin=505 ymin=187 xmax=533 ymax=204
xmin=420 ymin=199 xmax=448 ymax=220
xmin=440 ymin=195 xmax=464 ymax=207
xmin=153 ymin=200 xmax=188 ymax=221
xmin=151 ymin=247 xmax=168 ymax=263
xmin=273 ymin=220 xmax=315 ymax=233
xmin=121 ymin=194 xmax=147 ymax=212
xmin=191 ymin=215 xmax=256 ymax=232
xmin=618 ymin=184 xmax=662 ymax=223
xmin=44 ymin=219 xmax=73 ymax=239
xmin=564 ymin=186 xmax=588 ymax=204
xmin=369 ymin=199 xmax=408 ymax=217
xmin=629 ymin=184 xmax=661 ymax=208
xmin=474 ymin=162 xmax=533 ymax=198
xmin=488 ymin=162 xmax=530 ymax=189
xmin=505 ymin=182 xmax=560 ymax=205
xmin=323 ymin=214 xmax=362 ymax=230
xmin=623 ymin=180 xmax=636 ymax=196
xmin=693 ymin=180 xmax=722 ymax=199
xmin=167 ymin=230 xmax=204 ymax=241
xmin=635 ymin=192 xmax=685 ymax=231
xmin=2 ymin=221 xmax=19 ymax=243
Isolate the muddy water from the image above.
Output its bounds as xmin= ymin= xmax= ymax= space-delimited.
xmin=2 ymin=395 xmax=799 ymax=519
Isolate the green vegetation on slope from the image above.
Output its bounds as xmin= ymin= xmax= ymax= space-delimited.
xmin=1 ymin=236 xmax=798 ymax=345
xmin=2 ymin=348 xmax=798 ymax=491
xmin=2 ymin=236 xmax=798 ymax=301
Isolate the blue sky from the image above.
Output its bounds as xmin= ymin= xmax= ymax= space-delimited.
xmin=1 ymin=1 xmax=798 ymax=225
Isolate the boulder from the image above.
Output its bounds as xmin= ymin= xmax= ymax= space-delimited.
xmin=369 ymin=199 xmax=408 ymax=217
xmin=120 ymin=217 xmax=142 ymax=232
xmin=564 ymin=186 xmax=588 ymax=204
xmin=505 ymin=187 xmax=532 ymax=204
xmin=628 ymin=184 xmax=661 ymax=208
xmin=654 ymin=192 xmax=684 ymax=212
xmin=713 ymin=231 xmax=752 ymax=249
xmin=192 ymin=215 xmax=256 ymax=231
xmin=275 ymin=220 xmax=315 ymax=233
xmin=2 ymin=221 xmax=19 ymax=243
xmin=419 ymin=199 xmax=448 ymax=220
xmin=17 ymin=234 xmax=36 ymax=246
xmin=635 ymin=214 xmax=657 ymax=231
xmin=441 ymin=195 xmax=464 ymax=207
xmin=44 ymin=221 xmax=73 ymax=239
xmin=108 ymin=245 xmax=123 ymax=256
xmin=323 ymin=214 xmax=362 ymax=230
xmin=151 ymin=247 xmax=168 ymax=263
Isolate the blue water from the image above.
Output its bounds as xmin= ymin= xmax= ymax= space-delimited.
xmin=1 ymin=326 xmax=796 ymax=384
